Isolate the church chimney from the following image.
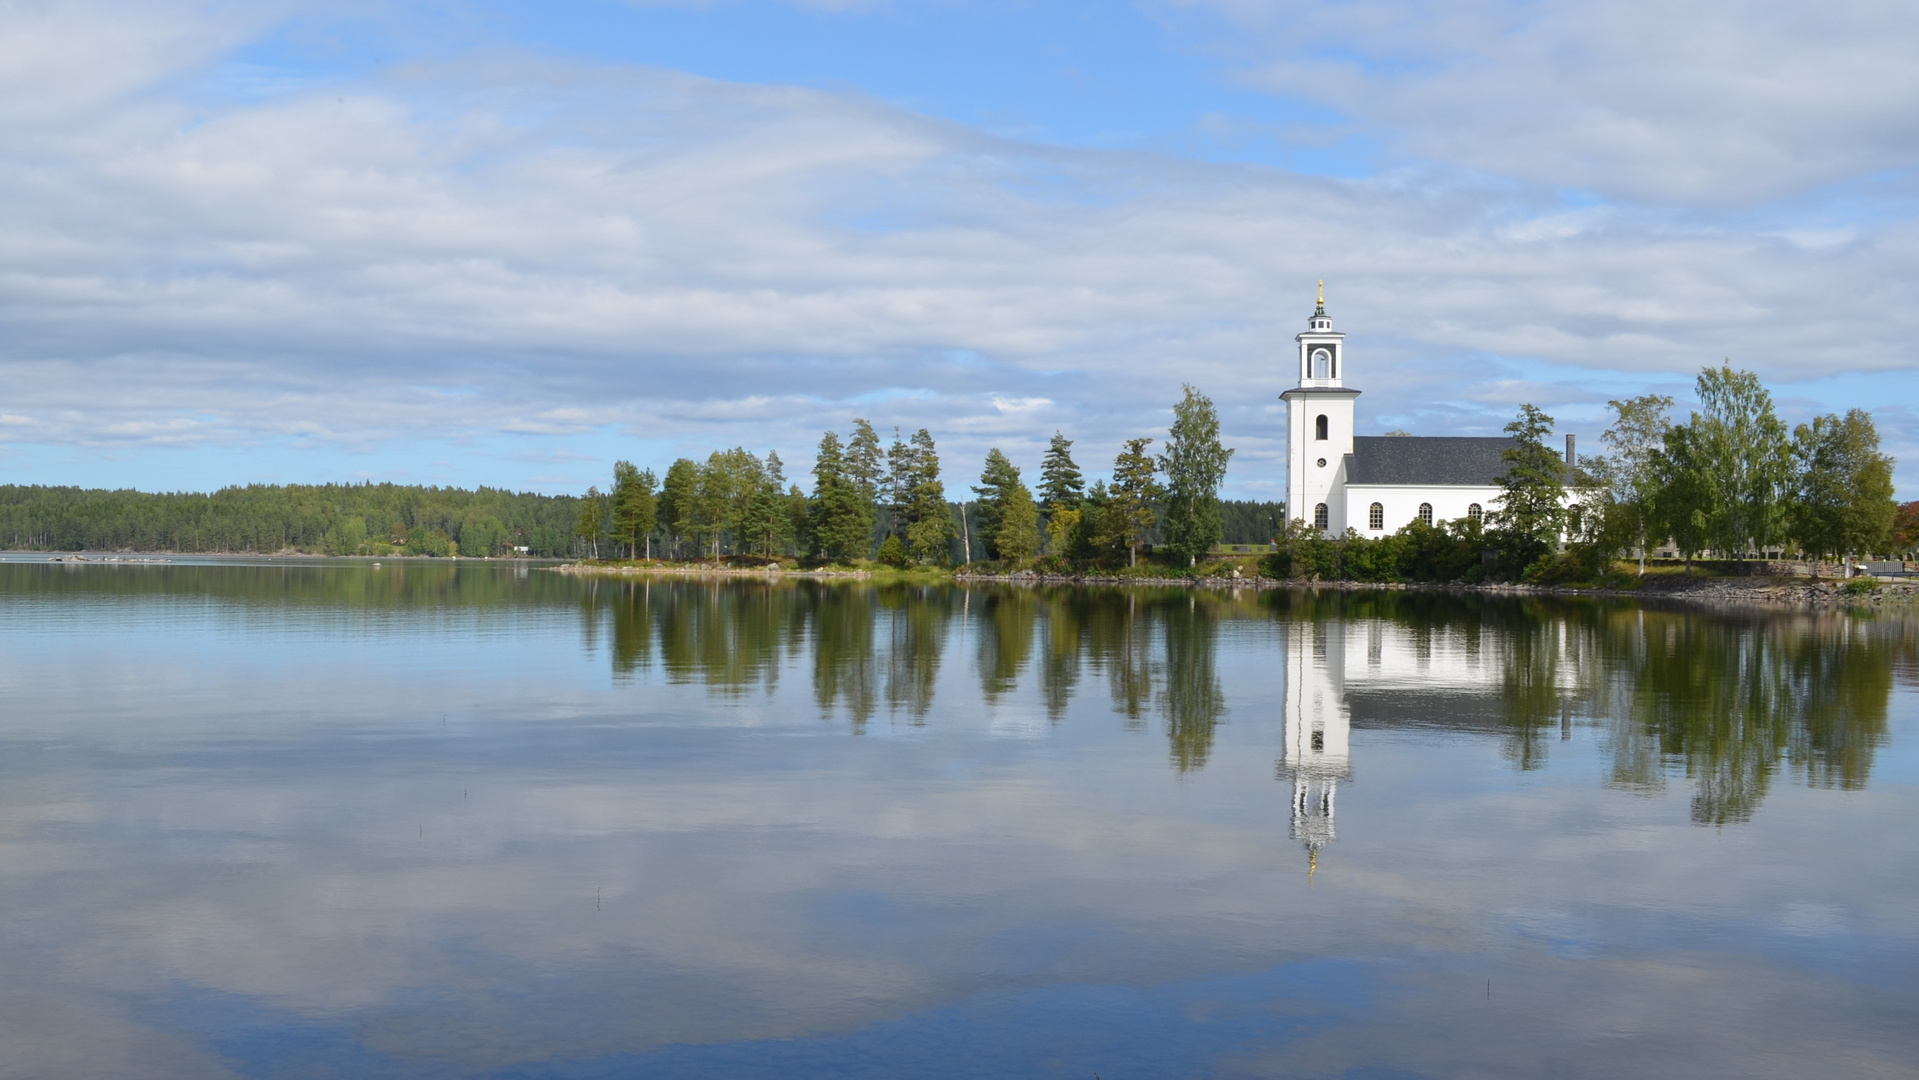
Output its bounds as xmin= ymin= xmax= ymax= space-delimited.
xmin=1565 ymin=433 xmax=1575 ymax=467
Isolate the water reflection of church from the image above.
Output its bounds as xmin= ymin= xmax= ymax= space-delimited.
xmin=1279 ymin=622 xmax=1351 ymax=874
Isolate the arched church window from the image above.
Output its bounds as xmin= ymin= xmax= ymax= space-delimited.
xmin=1314 ymin=414 xmax=1328 ymax=440
xmin=1467 ymin=503 xmax=1482 ymax=522
xmin=1311 ymin=348 xmax=1331 ymax=380
xmin=1313 ymin=503 xmax=1329 ymax=530
xmin=1369 ymin=502 xmax=1384 ymax=530
xmin=1417 ymin=503 xmax=1433 ymax=526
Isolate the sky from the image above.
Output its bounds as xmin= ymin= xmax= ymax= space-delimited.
xmin=2 ymin=0 xmax=1916 ymax=500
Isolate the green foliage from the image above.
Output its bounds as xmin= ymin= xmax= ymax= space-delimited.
xmin=405 ymin=526 xmax=453 ymax=557
xmin=1788 ymin=409 xmax=1897 ymax=560
xmin=971 ymin=448 xmax=1023 ymax=558
xmin=1843 ymin=576 xmax=1879 ymax=596
xmin=889 ymin=429 xmax=956 ymax=564
xmin=1110 ymin=437 xmax=1163 ymax=568
xmin=1037 ymin=431 xmax=1084 ymax=513
xmin=0 ymin=482 xmax=581 ymax=557
xmin=1592 ymin=393 xmax=1674 ymax=573
xmin=1264 ymin=516 xmax=1486 ymax=583
xmin=877 ymin=534 xmax=911 ymax=568
xmin=659 ymin=458 xmax=700 ymax=559
xmin=995 ymin=482 xmax=1041 ymax=562
xmin=575 ymin=487 xmax=605 ymax=558
xmin=1159 ymin=384 xmax=1233 ymax=567
xmin=1664 ymin=364 xmax=1792 ymax=558
xmin=808 ymin=431 xmax=873 ymax=564
xmin=610 ymin=461 xmax=658 ymax=559
xmin=1491 ymin=403 xmax=1566 ymax=571
xmin=1218 ymin=500 xmax=1286 ymax=544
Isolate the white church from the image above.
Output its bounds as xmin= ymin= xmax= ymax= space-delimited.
xmin=1282 ymin=286 xmax=1564 ymax=536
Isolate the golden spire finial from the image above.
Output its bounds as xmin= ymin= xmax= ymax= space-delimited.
xmin=1317 ymin=279 xmax=1324 ymax=306
xmin=1308 ymin=847 xmax=1317 ymax=883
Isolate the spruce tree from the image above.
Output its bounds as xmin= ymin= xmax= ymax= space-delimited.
xmin=971 ymin=448 xmax=1023 ymax=559
xmin=1038 ymin=432 xmax=1084 ymax=512
xmin=1491 ymin=404 xmax=1566 ymax=570
xmin=1110 ymin=438 xmax=1163 ymax=568
xmin=659 ymin=458 xmax=700 ymax=560
xmin=808 ymin=431 xmax=872 ymax=563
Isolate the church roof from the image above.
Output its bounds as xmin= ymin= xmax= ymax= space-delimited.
xmin=1346 ymin=436 xmax=1520 ymax=487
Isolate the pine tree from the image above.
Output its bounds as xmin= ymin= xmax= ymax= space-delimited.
xmin=1038 ymin=432 xmax=1084 ymax=513
xmin=1159 ymin=385 xmax=1233 ymax=567
xmin=848 ymin=420 xmax=884 ymax=505
xmin=808 ymin=431 xmax=872 ymax=564
xmin=995 ymin=482 xmax=1041 ymax=562
xmin=971 ymin=448 xmax=1023 ymax=559
xmin=659 ymin=458 xmax=700 ymax=560
xmin=901 ymin=428 xmax=956 ymax=563
xmin=1110 ymin=438 xmax=1163 ymax=568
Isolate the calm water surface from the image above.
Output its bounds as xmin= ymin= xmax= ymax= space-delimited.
xmin=2 ymin=557 xmax=1915 ymax=1078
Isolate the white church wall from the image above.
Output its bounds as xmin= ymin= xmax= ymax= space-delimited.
xmin=1343 ymin=484 xmax=1502 ymax=536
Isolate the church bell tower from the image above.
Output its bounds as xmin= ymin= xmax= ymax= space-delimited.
xmin=1280 ymin=283 xmax=1360 ymax=534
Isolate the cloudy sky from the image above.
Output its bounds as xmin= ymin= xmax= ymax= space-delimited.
xmin=3 ymin=0 xmax=1915 ymax=499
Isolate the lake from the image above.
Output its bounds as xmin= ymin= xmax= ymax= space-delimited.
xmin=2 ymin=556 xmax=1914 ymax=1078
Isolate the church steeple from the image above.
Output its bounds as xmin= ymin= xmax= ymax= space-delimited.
xmin=1295 ymin=283 xmax=1344 ymax=385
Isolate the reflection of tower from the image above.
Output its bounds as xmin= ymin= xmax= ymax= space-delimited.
xmin=1279 ymin=621 xmax=1352 ymax=874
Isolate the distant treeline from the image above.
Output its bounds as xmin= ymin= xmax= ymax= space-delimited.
xmin=0 ymin=483 xmax=583 ymax=556
xmin=0 ymin=476 xmax=1285 ymax=559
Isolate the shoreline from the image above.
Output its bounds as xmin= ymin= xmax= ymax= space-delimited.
xmin=549 ymin=561 xmax=1917 ymax=612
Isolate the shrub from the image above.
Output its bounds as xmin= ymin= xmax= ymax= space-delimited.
xmin=877 ymin=534 xmax=912 ymax=569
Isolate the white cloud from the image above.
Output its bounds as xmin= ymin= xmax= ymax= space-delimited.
xmin=1170 ymin=0 xmax=1919 ymax=207
xmin=0 ymin=2 xmax=1915 ymax=496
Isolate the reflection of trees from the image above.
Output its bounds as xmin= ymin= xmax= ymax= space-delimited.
xmin=880 ymin=585 xmax=948 ymax=724
xmin=1086 ymin=592 xmax=1157 ymax=729
xmin=975 ymin=589 xmax=1037 ymax=704
xmin=810 ymin=586 xmax=878 ymax=732
xmin=1160 ymin=596 xmax=1226 ymax=772
xmin=1606 ymin=610 xmax=1895 ymax=825
xmin=1036 ymin=592 xmax=1085 ymax=723
xmin=1263 ymin=588 xmax=1904 ymax=824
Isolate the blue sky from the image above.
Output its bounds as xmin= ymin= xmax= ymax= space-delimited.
xmin=2 ymin=0 xmax=1916 ymax=499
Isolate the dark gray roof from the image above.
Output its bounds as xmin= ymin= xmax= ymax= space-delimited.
xmin=1346 ymin=436 xmax=1519 ymax=487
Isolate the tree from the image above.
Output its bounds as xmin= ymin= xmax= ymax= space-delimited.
xmin=1159 ymin=384 xmax=1234 ymax=567
xmin=899 ymin=429 xmax=956 ymax=563
xmin=808 ymin=431 xmax=872 ymax=564
xmin=1679 ymin=363 xmax=1791 ymax=559
xmin=848 ymin=419 xmax=885 ymax=506
xmin=1787 ymin=408 xmax=1897 ymax=567
xmin=1594 ymin=394 xmax=1674 ymax=575
xmin=1651 ymin=425 xmax=1714 ymax=572
xmin=995 ymin=482 xmax=1041 ymax=562
xmin=1895 ymin=502 xmax=1919 ymax=556
xmin=610 ymin=461 xmax=658 ymax=559
xmin=658 ymin=458 xmax=700 ymax=560
xmin=1491 ymin=404 xmax=1565 ymax=571
xmin=971 ymin=448 xmax=1025 ymax=559
xmin=575 ymin=486 xmax=605 ymax=559
xmin=739 ymin=451 xmax=793 ymax=558
xmin=1110 ymin=437 xmax=1163 ymax=568
xmin=1038 ymin=431 xmax=1084 ymax=513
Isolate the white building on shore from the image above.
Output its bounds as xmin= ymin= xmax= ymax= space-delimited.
xmin=1282 ymin=286 xmax=1571 ymax=536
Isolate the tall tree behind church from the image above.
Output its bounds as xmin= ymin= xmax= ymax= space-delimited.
xmin=1492 ymin=404 xmax=1566 ymax=569
xmin=1160 ymin=385 xmax=1234 ymax=567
